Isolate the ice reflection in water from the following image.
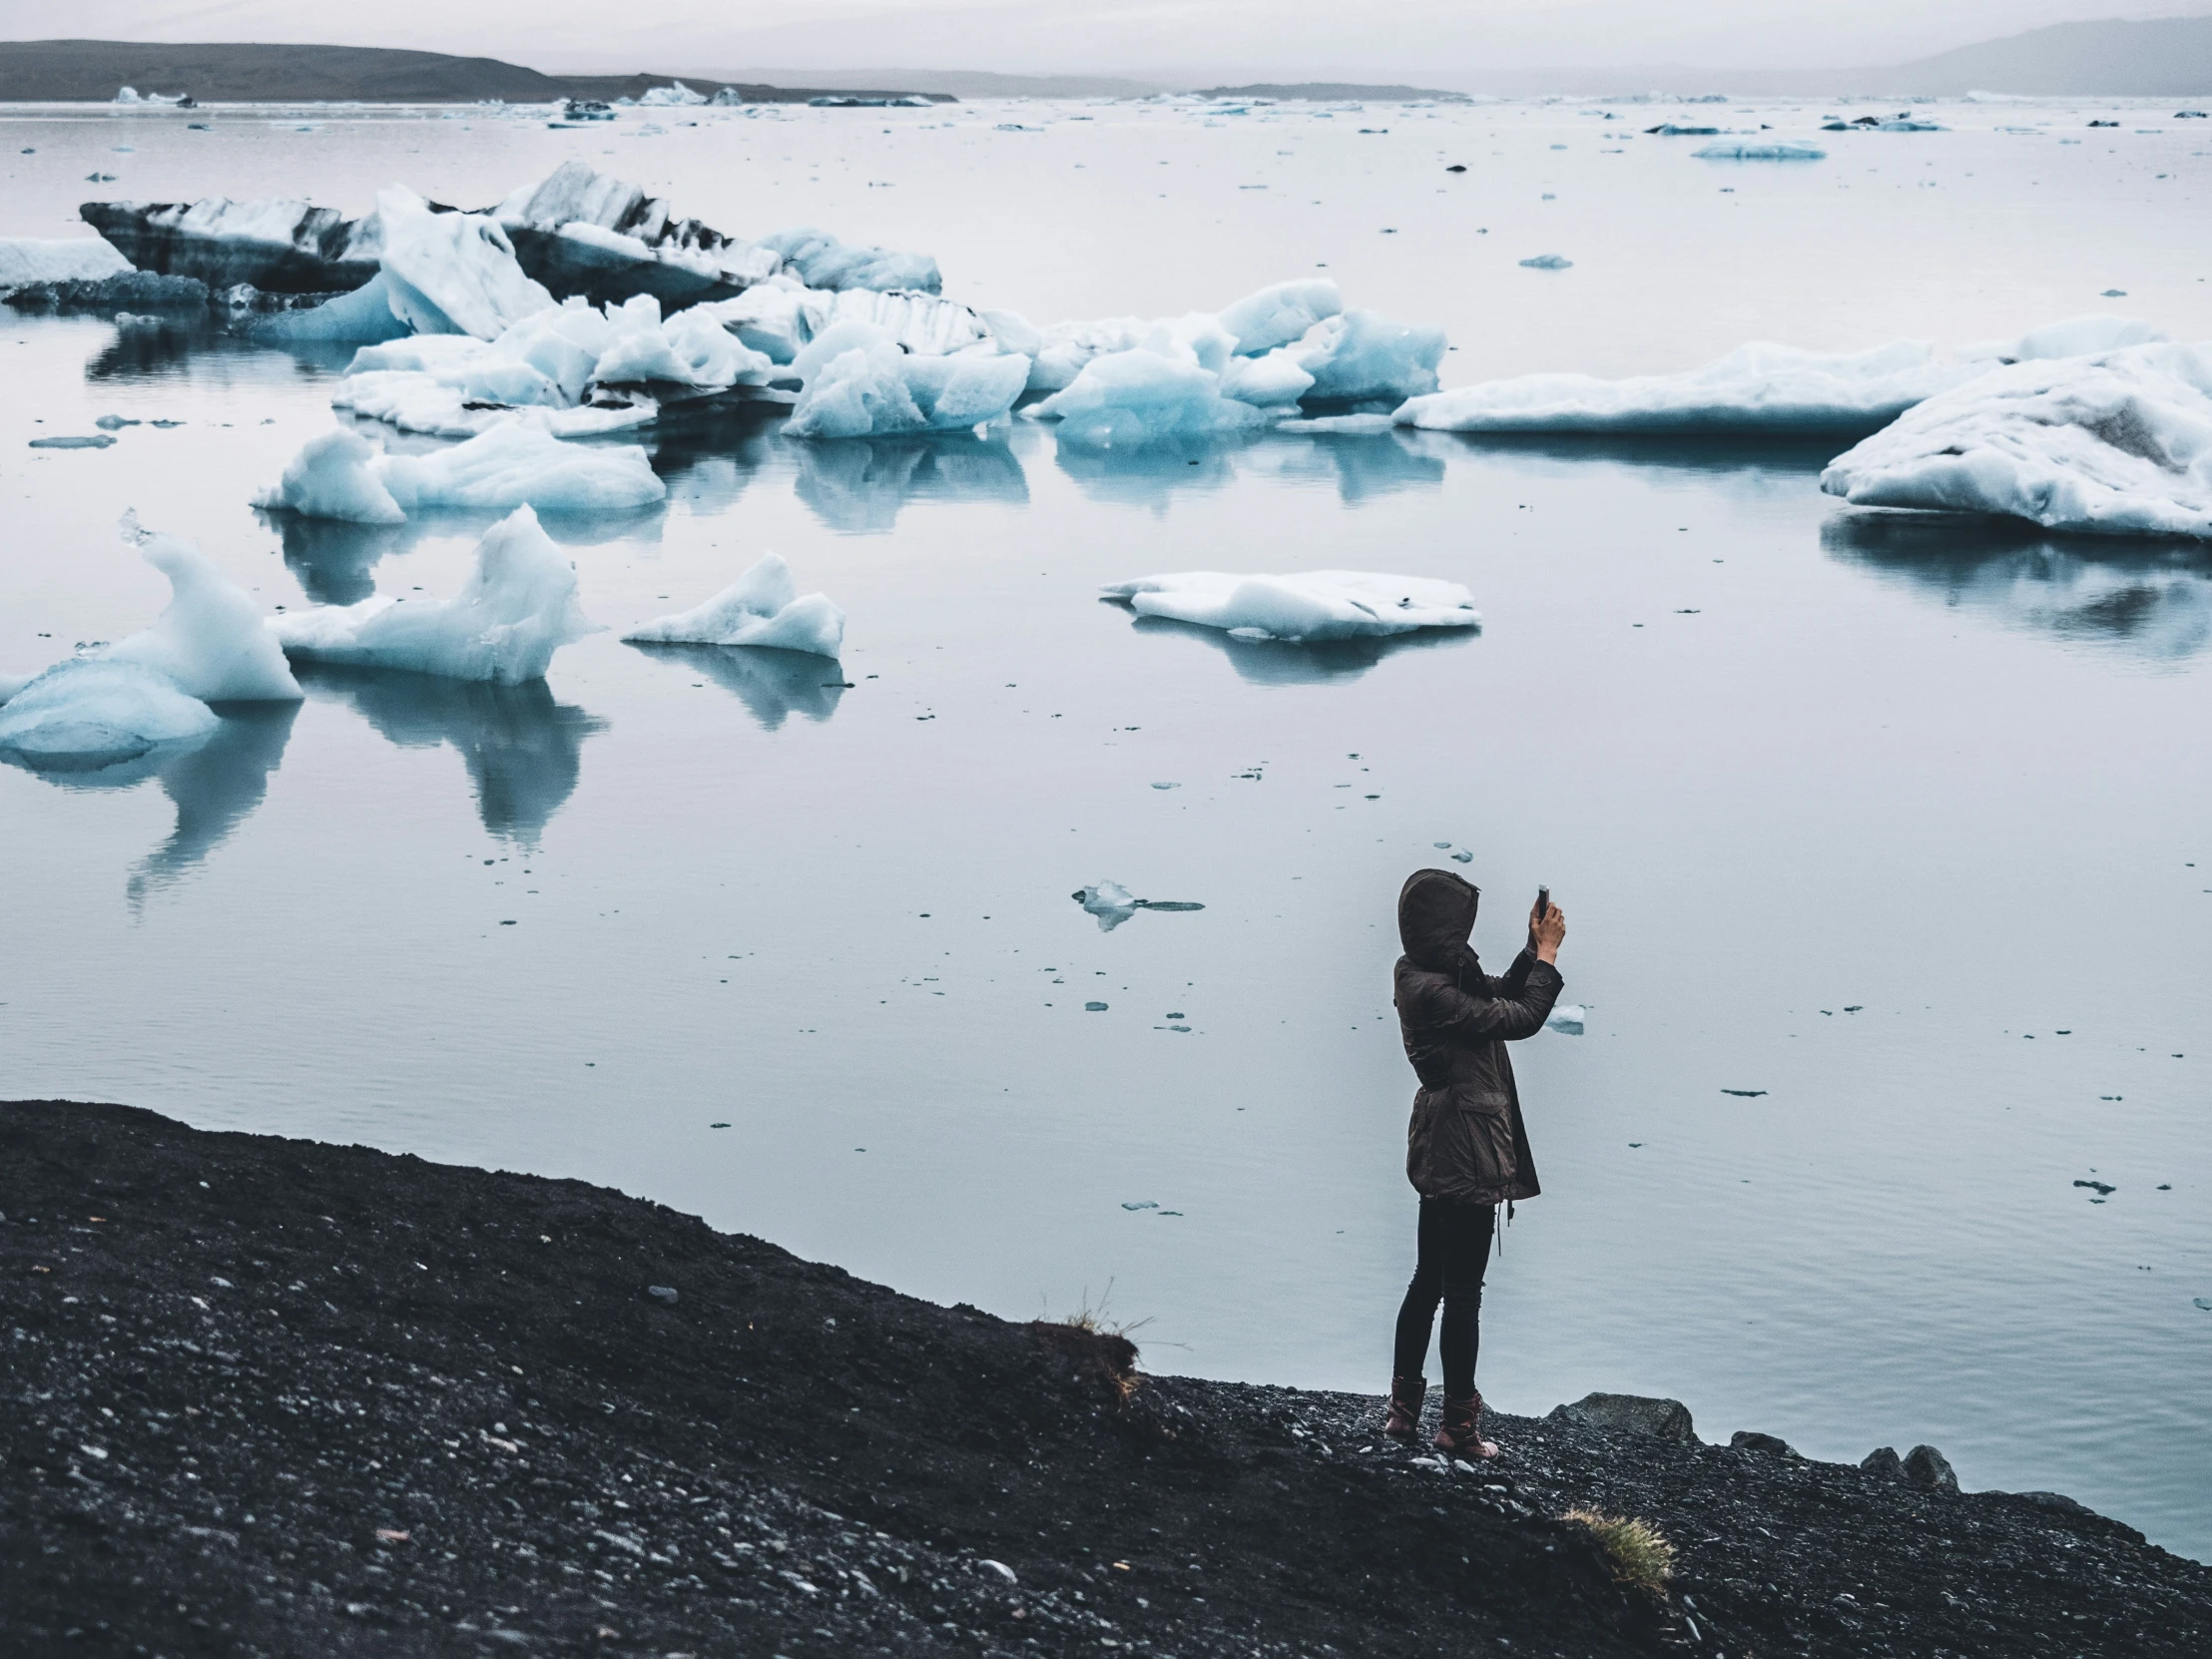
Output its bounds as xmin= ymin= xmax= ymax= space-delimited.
xmin=1124 ymin=614 xmax=1478 ymax=685
xmin=1822 ymin=512 xmax=2212 ymax=660
xmin=628 ymin=643 xmax=847 ymax=730
xmin=298 ymin=667 xmax=607 ymax=845
xmin=790 ymin=430 xmax=1028 ymax=533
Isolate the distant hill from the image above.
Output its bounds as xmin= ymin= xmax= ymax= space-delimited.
xmin=1859 ymin=16 xmax=2212 ymax=96
xmin=0 ymin=40 xmax=944 ymax=104
xmin=698 ymin=68 xmax=1164 ymax=99
xmin=1196 ymin=82 xmax=1473 ymax=103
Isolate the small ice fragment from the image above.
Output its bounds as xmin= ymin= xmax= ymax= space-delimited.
xmin=2195 ymin=1298 xmax=2212 ymax=1311
xmin=1692 ymin=141 xmax=1825 ymax=161
xmin=1450 ymin=849 xmax=1472 ymax=863
xmin=1085 ymin=1000 xmax=1109 ymax=1011
xmin=1545 ymin=1003 xmax=1587 ymax=1035
xmin=1433 ymin=841 xmax=1451 ymax=848
xmin=622 ymin=554 xmax=844 ymax=657
xmin=1518 ymin=254 xmax=1573 ymax=270
xmin=1132 ymin=899 xmax=1204 ymax=912
xmin=1121 ymin=1201 xmax=1159 ymax=1211
xmin=28 ymin=435 xmax=115 ymax=450
xmin=1720 ymin=1088 xmax=1768 ymax=1097
xmin=93 ymin=415 xmax=140 ymax=430
xmin=1152 ymin=781 xmax=1180 ymax=790
xmin=1102 ymin=571 xmax=1479 ymax=642
xmin=2073 ymin=1179 xmax=2116 ymax=1196
xmin=645 ymin=1285 xmax=679 ymax=1304
xmin=1074 ymin=881 xmax=1138 ymax=930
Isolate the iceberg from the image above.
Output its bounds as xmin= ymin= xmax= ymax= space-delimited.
xmin=492 ymin=162 xmax=780 ymax=306
xmin=81 ymin=196 xmax=382 ymax=293
xmin=1215 ymin=278 xmax=1343 ymax=355
xmin=1101 ymin=570 xmax=1481 ymax=641
xmin=621 ymin=554 xmax=845 ymax=657
xmin=784 ymin=323 xmax=1029 ymax=439
xmin=256 ymin=425 xmax=665 ymax=522
xmin=1 ymin=516 xmax=301 ymax=771
xmin=1283 ymin=308 xmax=1445 ymax=402
xmin=1958 ymin=313 xmax=2170 ymax=365
xmin=1017 ymin=311 xmax=1237 ymax=394
xmin=0 ymin=238 xmax=131 ymax=292
xmin=374 ymin=187 xmax=554 ymax=340
xmin=1545 ymin=1003 xmax=1588 ymax=1035
xmin=1032 ymin=350 xmax=1269 ymax=446
xmin=638 ymin=82 xmax=708 ymax=107
xmin=589 ymin=293 xmax=777 ymax=390
xmin=1819 ymin=342 xmax=2212 ymax=540
xmin=246 ymin=271 xmax=412 ymax=344
xmin=105 ymin=517 xmax=304 ymax=703
xmin=1395 ymin=340 xmax=1971 ymax=435
xmin=272 ymin=506 xmax=601 ymax=683
xmin=1693 ymin=141 xmax=1825 ymax=160
xmin=758 ymin=226 xmax=941 ymax=293
xmin=0 ymin=660 xmax=218 ymax=771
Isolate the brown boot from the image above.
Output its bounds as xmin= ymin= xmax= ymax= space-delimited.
xmin=1433 ymin=1390 xmax=1500 ymax=1460
xmin=1382 ymin=1375 xmax=1425 ymax=1442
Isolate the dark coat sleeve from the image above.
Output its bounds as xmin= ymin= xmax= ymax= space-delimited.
xmin=1418 ymin=956 xmax=1563 ymax=1044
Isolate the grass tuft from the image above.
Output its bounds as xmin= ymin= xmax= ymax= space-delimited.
xmin=1561 ymin=1508 xmax=1676 ymax=1594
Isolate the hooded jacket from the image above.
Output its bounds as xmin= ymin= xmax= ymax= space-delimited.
xmin=1394 ymin=867 xmax=1564 ymax=1206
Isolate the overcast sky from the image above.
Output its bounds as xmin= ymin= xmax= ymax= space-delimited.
xmin=4 ymin=0 xmax=2206 ymax=78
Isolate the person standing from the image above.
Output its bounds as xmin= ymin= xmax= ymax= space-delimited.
xmin=1383 ymin=867 xmax=1566 ymax=1459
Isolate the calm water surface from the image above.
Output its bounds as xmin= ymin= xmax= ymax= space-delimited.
xmin=2 ymin=96 xmax=2208 ymax=1556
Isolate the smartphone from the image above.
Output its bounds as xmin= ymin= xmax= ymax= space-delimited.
xmin=1535 ymin=885 xmax=1550 ymax=915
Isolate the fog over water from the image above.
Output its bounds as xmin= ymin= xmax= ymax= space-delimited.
xmin=1 ymin=94 xmax=2208 ymax=1558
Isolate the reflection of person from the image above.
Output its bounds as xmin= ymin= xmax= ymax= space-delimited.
xmin=1383 ymin=869 xmax=1566 ymax=1459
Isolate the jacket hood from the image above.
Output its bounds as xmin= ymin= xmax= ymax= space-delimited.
xmin=1397 ymin=867 xmax=1479 ymax=971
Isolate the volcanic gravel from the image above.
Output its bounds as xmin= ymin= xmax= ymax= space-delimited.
xmin=4 ymin=1101 xmax=2206 ymax=1659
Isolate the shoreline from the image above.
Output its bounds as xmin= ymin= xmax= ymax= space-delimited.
xmin=4 ymin=1099 xmax=2207 ymax=1658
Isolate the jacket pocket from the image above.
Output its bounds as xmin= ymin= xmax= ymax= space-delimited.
xmin=1453 ymin=1092 xmax=1517 ymax=1193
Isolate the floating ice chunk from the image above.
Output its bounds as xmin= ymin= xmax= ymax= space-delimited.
xmin=1957 ymin=313 xmax=2170 ymax=365
xmin=493 ymin=162 xmax=779 ymax=305
xmin=0 ymin=660 xmax=217 ymax=771
xmin=0 ymin=238 xmax=131 ymax=291
xmin=333 ymin=370 xmax=656 ymax=440
xmin=1219 ymin=349 xmax=1317 ymax=407
xmin=1102 ymin=570 xmax=1481 ymax=642
xmin=1287 ymin=309 xmax=1445 ymax=402
xmin=1216 ymin=277 xmax=1343 ymax=355
xmin=1075 ymin=881 xmax=1139 ymax=930
xmin=80 ymin=196 xmax=381 ymax=293
xmin=272 ymin=506 xmax=600 ymax=683
xmin=257 ymin=425 xmax=664 ymax=522
xmin=759 ymin=226 xmax=941 ymax=293
xmin=589 ymin=294 xmax=777 ymax=389
xmin=254 ymin=429 xmax=404 ymax=523
xmin=696 ymin=279 xmax=830 ymax=363
xmin=375 ymin=186 xmax=554 ymax=340
xmin=638 ymin=82 xmax=708 ymax=107
xmin=247 ymin=272 xmax=411 ymax=344
xmin=1395 ymin=340 xmax=1970 ymax=435
xmin=28 ymin=434 xmax=114 ymax=450
xmin=1819 ymin=343 xmax=2212 ymax=540
xmin=1031 ymin=350 xmax=1269 ymax=446
xmin=1121 ymin=1201 xmax=1160 ymax=1211
xmin=1546 ymin=1003 xmax=1588 ymax=1035
xmin=822 ymin=286 xmax=993 ymax=356
xmin=1519 ymin=254 xmax=1573 ymax=270
xmin=1276 ymin=412 xmax=1397 ymax=434
xmin=1693 ymin=141 xmax=1825 ymax=160
xmin=1021 ymin=312 xmax=1237 ymax=393
xmin=621 ymin=553 xmax=844 ymax=657
xmin=106 ymin=515 xmax=302 ymax=703
xmin=785 ymin=324 xmax=1029 ymax=438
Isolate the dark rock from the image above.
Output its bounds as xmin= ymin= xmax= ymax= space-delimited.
xmin=1904 ymin=1443 xmax=1959 ymax=1493
xmin=1730 ymin=1430 xmax=1800 ymax=1456
xmin=1549 ymin=1391 xmax=1698 ymax=1443
xmin=82 ymin=198 xmax=382 ymax=294
xmin=1862 ymin=1445 xmax=1906 ymax=1479
xmin=2015 ymin=1489 xmax=2092 ymax=1516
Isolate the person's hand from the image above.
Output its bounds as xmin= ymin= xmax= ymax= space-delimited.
xmin=1532 ymin=901 xmax=1566 ymax=963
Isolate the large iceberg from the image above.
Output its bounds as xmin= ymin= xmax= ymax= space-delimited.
xmin=0 ymin=238 xmax=132 ymax=292
xmin=1101 ymin=570 xmax=1482 ymax=641
xmin=0 ymin=517 xmax=301 ymax=771
xmin=374 ymin=187 xmax=554 ymax=340
xmin=255 ymin=426 xmax=665 ymax=522
xmin=272 ymin=507 xmax=601 ymax=683
xmin=1820 ymin=342 xmax=2212 ymax=539
xmin=1395 ymin=340 xmax=1972 ymax=435
xmin=492 ymin=162 xmax=780 ymax=307
xmin=784 ymin=322 xmax=1029 ymax=439
xmin=621 ymin=554 xmax=845 ymax=657
xmin=1033 ymin=349 xmax=1271 ymax=446
xmin=758 ymin=226 xmax=942 ymax=293
xmin=81 ymin=196 xmax=382 ymax=292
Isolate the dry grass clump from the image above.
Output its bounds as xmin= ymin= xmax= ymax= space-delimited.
xmin=1561 ymin=1508 xmax=1677 ymax=1594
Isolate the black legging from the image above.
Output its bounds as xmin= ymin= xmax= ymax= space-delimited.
xmin=1391 ymin=1197 xmax=1496 ymax=1398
